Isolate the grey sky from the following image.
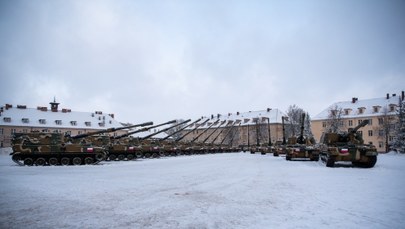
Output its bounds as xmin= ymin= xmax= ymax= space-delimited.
xmin=1 ymin=0 xmax=404 ymax=124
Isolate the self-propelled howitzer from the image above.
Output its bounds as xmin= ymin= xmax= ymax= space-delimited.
xmin=107 ymin=120 xmax=177 ymax=160
xmin=320 ymin=119 xmax=378 ymax=168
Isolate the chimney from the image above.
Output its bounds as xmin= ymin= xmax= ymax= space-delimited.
xmin=392 ymin=93 xmax=396 ymax=97
xmin=236 ymin=111 xmax=240 ymax=115
xmin=352 ymin=97 xmax=356 ymax=103
xmin=267 ymin=108 xmax=271 ymax=112
xmin=386 ymin=93 xmax=390 ymax=99
xmin=211 ymin=114 xmax=214 ymax=119
xmin=49 ymin=98 xmax=59 ymax=112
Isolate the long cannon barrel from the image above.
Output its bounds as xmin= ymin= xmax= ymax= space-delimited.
xmin=140 ymin=119 xmax=191 ymax=140
xmin=113 ymin=120 xmax=176 ymax=139
xmin=191 ymin=120 xmax=220 ymax=143
xmin=297 ymin=113 xmax=306 ymax=144
xmin=175 ymin=119 xmax=210 ymax=142
xmin=350 ymin=119 xmax=369 ymax=133
xmin=282 ymin=116 xmax=287 ymax=145
xmin=211 ymin=124 xmax=227 ymax=144
xmin=161 ymin=118 xmax=201 ymax=141
xmin=202 ymin=120 xmax=226 ymax=143
xmin=72 ymin=121 xmax=153 ymax=139
xmin=220 ymin=120 xmax=241 ymax=145
xmin=228 ymin=123 xmax=242 ymax=146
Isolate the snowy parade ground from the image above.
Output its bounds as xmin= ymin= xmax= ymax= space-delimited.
xmin=0 ymin=151 xmax=404 ymax=229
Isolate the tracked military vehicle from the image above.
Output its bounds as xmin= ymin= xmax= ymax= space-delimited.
xmin=10 ymin=122 xmax=152 ymax=166
xmin=320 ymin=120 xmax=378 ymax=168
xmin=285 ymin=113 xmax=320 ymax=161
xmin=108 ymin=119 xmax=177 ymax=160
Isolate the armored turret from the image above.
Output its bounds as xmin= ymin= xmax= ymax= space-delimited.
xmin=320 ymin=119 xmax=377 ymax=168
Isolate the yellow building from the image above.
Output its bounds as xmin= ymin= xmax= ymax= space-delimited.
xmin=311 ymin=92 xmax=404 ymax=153
xmin=179 ymin=108 xmax=286 ymax=147
xmin=0 ymin=100 xmax=126 ymax=148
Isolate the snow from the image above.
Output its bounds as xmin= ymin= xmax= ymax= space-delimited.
xmin=313 ymin=96 xmax=400 ymax=120
xmin=0 ymin=106 xmax=122 ymax=129
xmin=0 ymin=152 xmax=404 ymax=229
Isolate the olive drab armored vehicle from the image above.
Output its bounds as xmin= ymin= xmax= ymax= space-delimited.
xmin=108 ymin=119 xmax=177 ymax=160
xmin=10 ymin=121 xmax=153 ymax=166
xmin=285 ymin=113 xmax=320 ymax=161
xmin=320 ymin=120 xmax=378 ymax=168
xmin=10 ymin=132 xmax=107 ymax=166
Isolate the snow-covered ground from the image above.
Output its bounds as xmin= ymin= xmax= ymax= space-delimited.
xmin=0 ymin=151 xmax=404 ymax=229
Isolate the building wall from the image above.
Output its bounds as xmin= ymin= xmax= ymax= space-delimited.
xmin=179 ymin=123 xmax=284 ymax=147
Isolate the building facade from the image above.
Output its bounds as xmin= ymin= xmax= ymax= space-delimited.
xmin=0 ymin=100 xmax=126 ymax=148
xmin=311 ymin=92 xmax=404 ymax=153
xmin=179 ymin=108 xmax=286 ymax=147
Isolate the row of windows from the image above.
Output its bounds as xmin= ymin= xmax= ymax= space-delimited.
xmin=339 ymin=105 xmax=396 ymax=116
xmin=0 ymin=128 xmax=120 ymax=136
xmin=2 ymin=117 xmax=112 ymax=126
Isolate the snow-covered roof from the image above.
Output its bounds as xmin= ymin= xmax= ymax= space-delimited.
xmin=189 ymin=109 xmax=285 ymax=129
xmin=313 ymin=95 xmax=402 ymax=120
xmin=0 ymin=103 xmax=123 ymax=129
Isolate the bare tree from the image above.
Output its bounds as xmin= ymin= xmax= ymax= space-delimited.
xmin=324 ymin=105 xmax=345 ymax=133
xmin=375 ymin=107 xmax=396 ymax=153
xmin=285 ymin=105 xmax=303 ymax=138
xmin=392 ymin=97 xmax=405 ymax=153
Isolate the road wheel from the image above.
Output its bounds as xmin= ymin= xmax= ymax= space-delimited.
xmin=144 ymin=152 xmax=151 ymax=158
xmin=95 ymin=153 xmax=105 ymax=161
xmin=286 ymin=155 xmax=291 ymax=161
xmin=35 ymin=158 xmax=46 ymax=166
xmin=127 ymin=154 xmax=134 ymax=160
xmin=109 ymin=154 xmax=117 ymax=161
xmin=48 ymin=157 xmax=58 ymax=166
xmin=72 ymin=157 xmax=82 ymax=165
xmin=326 ymin=156 xmax=335 ymax=167
xmin=24 ymin=158 xmax=34 ymax=166
xmin=61 ymin=157 xmax=70 ymax=165
xmin=84 ymin=157 xmax=94 ymax=165
xmin=273 ymin=152 xmax=279 ymax=157
xmin=363 ymin=156 xmax=377 ymax=168
xmin=117 ymin=154 xmax=125 ymax=161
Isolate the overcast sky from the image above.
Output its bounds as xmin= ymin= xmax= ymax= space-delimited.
xmin=1 ymin=0 xmax=404 ymax=124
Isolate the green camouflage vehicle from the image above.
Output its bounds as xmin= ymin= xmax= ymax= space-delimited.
xmin=285 ymin=113 xmax=319 ymax=161
xmin=10 ymin=132 xmax=107 ymax=166
xmin=320 ymin=120 xmax=378 ymax=168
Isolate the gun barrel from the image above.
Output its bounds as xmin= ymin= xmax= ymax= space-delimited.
xmin=72 ymin=121 xmax=154 ymax=139
xmin=175 ymin=119 xmax=210 ymax=142
xmin=141 ymin=119 xmax=191 ymax=140
xmin=161 ymin=118 xmax=199 ymax=141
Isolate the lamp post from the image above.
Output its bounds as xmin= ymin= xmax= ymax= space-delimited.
xmin=282 ymin=116 xmax=288 ymax=145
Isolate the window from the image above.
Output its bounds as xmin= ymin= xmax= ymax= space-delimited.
xmin=348 ymin=120 xmax=353 ymax=126
xmin=368 ymin=130 xmax=373 ymax=137
xmin=368 ymin=119 xmax=373 ymax=125
xmin=379 ymin=129 xmax=384 ymax=136
xmin=78 ymin=131 xmax=82 ymax=135
xmin=22 ymin=118 xmax=29 ymax=123
xmin=322 ymin=122 xmax=326 ymax=128
xmin=378 ymin=118 xmax=383 ymax=125
xmin=358 ymin=108 xmax=365 ymax=114
xmin=23 ymin=129 xmax=28 ymax=133
xmin=339 ymin=121 xmax=344 ymax=127
xmin=55 ymin=120 xmax=62 ymax=125
xmin=389 ymin=136 xmax=394 ymax=142
xmin=70 ymin=121 xmax=77 ymax=126
xmin=11 ymin=129 xmax=16 ymax=134
xmin=85 ymin=122 xmax=91 ymax=127
xmin=390 ymin=106 xmax=395 ymax=112
xmin=3 ymin=117 xmax=11 ymax=122
xmin=99 ymin=122 xmax=105 ymax=127
xmin=0 ymin=128 xmax=3 ymax=134
xmin=379 ymin=142 xmax=384 ymax=148
xmin=358 ymin=120 xmax=363 ymax=125
xmin=344 ymin=109 xmax=351 ymax=115
xmin=358 ymin=131 xmax=363 ymax=137
xmin=373 ymin=106 xmax=380 ymax=113
xmin=39 ymin=119 xmax=46 ymax=124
